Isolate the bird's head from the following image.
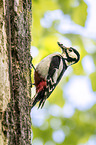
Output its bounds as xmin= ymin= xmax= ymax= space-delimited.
xmin=57 ymin=42 xmax=80 ymax=66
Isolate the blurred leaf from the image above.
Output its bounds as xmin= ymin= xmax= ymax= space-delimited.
xmin=58 ymin=0 xmax=87 ymax=26
xmin=73 ymin=61 xmax=84 ymax=75
xmin=48 ymin=85 xmax=65 ymax=107
xmin=71 ymin=0 xmax=87 ymax=26
xmin=32 ymin=126 xmax=53 ymax=143
xmin=58 ymin=0 xmax=75 ymax=14
xmin=89 ymin=72 xmax=96 ymax=91
xmin=32 ymin=0 xmax=59 ymax=45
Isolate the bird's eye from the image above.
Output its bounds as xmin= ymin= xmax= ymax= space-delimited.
xmin=69 ymin=49 xmax=72 ymax=52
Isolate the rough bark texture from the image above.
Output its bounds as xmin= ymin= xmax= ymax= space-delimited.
xmin=0 ymin=0 xmax=11 ymax=144
xmin=0 ymin=0 xmax=32 ymax=144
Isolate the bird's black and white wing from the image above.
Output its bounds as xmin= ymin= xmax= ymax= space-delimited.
xmin=45 ymin=55 xmax=67 ymax=96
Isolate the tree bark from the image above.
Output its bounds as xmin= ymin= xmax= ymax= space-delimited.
xmin=0 ymin=0 xmax=32 ymax=144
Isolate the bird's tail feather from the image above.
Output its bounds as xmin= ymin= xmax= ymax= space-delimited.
xmin=38 ymin=98 xmax=46 ymax=108
xmin=32 ymin=90 xmax=45 ymax=108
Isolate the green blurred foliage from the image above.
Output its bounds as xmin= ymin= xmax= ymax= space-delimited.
xmin=58 ymin=0 xmax=87 ymax=26
xmin=49 ymin=85 xmax=64 ymax=107
xmin=90 ymin=72 xmax=96 ymax=91
xmin=31 ymin=0 xmax=96 ymax=145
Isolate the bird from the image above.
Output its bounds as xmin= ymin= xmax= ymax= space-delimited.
xmin=32 ymin=42 xmax=80 ymax=108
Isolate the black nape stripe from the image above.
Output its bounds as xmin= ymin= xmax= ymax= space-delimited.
xmin=72 ymin=48 xmax=80 ymax=63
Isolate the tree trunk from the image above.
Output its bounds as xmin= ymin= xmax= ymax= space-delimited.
xmin=0 ymin=0 xmax=32 ymax=144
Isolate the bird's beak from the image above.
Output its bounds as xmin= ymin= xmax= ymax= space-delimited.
xmin=57 ymin=42 xmax=68 ymax=52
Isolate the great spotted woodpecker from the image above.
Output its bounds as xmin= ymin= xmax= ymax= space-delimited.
xmin=32 ymin=42 xmax=80 ymax=108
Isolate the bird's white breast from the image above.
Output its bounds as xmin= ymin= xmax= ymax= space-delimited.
xmin=36 ymin=53 xmax=60 ymax=79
